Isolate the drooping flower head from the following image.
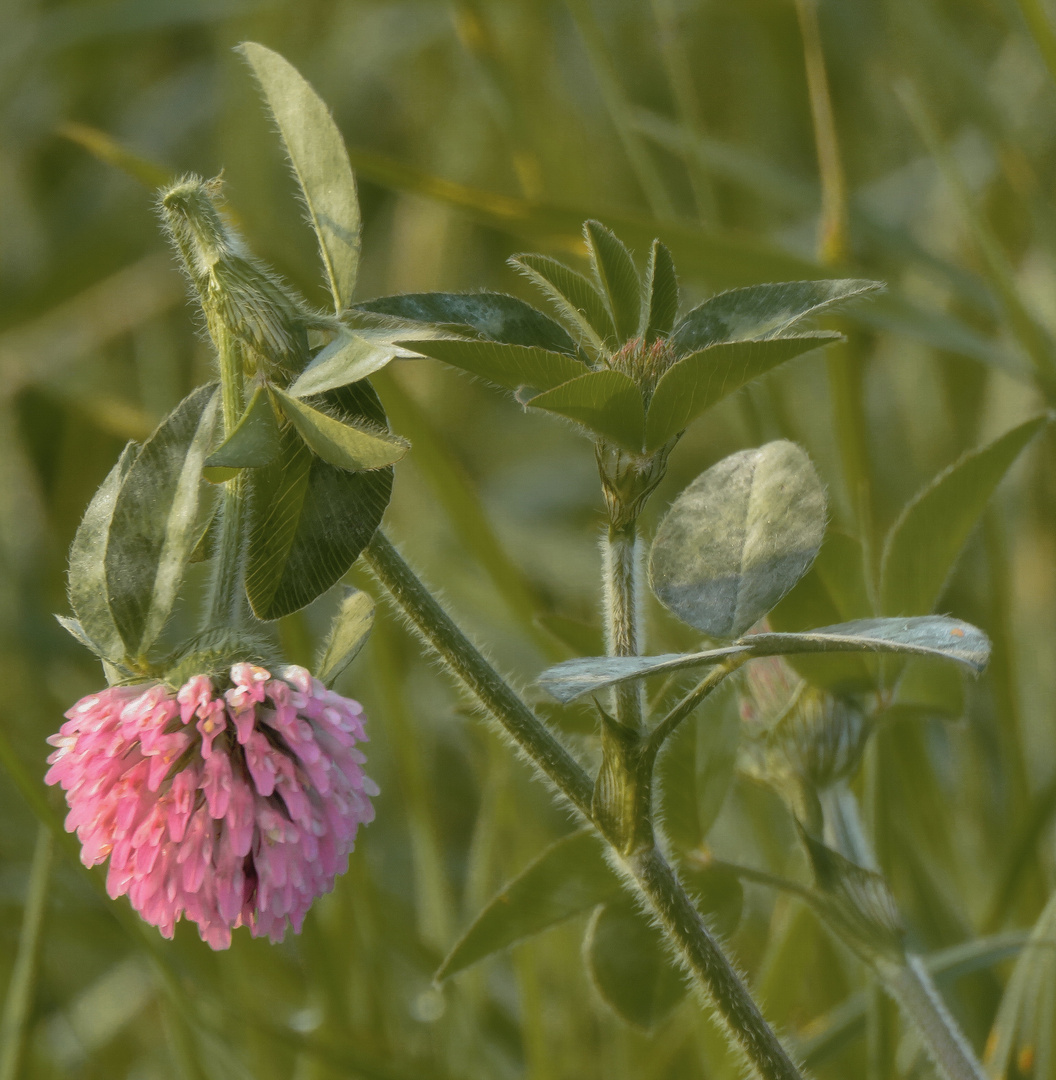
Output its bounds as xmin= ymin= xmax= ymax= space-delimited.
xmin=46 ymin=662 xmax=377 ymax=949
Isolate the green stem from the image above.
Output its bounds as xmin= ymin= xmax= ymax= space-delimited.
xmin=0 ymin=826 xmax=53 ymax=1080
xmin=204 ymin=321 xmax=247 ymax=629
xmin=365 ymin=530 xmax=806 ymax=1080
xmin=361 ymin=530 xmax=595 ymax=816
xmin=603 ymin=521 xmax=643 ymax=732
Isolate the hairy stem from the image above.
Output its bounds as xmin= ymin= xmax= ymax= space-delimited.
xmin=364 ymin=529 xmax=806 ymax=1080
xmin=362 ymin=530 xmax=595 ymax=816
xmin=204 ymin=321 xmax=247 ymax=629
xmin=603 ymin=521 xmax=643 ymax=731
xmin=626 ymin=846 xmax=806 ymax=1080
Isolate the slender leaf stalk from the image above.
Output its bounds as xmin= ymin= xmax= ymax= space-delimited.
xmin=362 ymin=529 xmax=807 ymax=1080
xmin=0 ymin=825 xmax=53 ymax=1080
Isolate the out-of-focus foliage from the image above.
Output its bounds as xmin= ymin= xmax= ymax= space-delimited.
xmin=2 ymin=1 xmax=1056 ymax=1077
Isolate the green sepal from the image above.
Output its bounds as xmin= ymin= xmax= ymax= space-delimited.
xmin=67 ymin=440 xmax=140 ymax=664
xmin=316 ymin=587 xmax=375 ymax=687
xmin=525 ymin=370 xmax=645 ymax=451
xmin=245 ymin=381 xmax=394 ymax=620
xmin=643 ymin=240 xmax=679 ymax=344
xmin=644 ymin=335 xmax=840 ymax=451
xmin=104 ymin=385 xmax=221 ymax=658
xmin=204 ymin=384 xmax=281 ymax=469
xmin=584 ymin=220 xmax=642 ymax=343
xmin=670 ymin=279 xmax=883 ymax=353
xmin=271 ymin=385 xmax=409 ymax=471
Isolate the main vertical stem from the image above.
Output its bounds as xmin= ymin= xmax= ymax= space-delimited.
xmin=205 ymin=321 xmax=247 ymax=629
xmin=604 ymin=521 xmax=643 ymax=732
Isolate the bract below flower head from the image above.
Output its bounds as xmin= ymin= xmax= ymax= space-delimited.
xmin=46 ymin=662 xmax=378 ymax=949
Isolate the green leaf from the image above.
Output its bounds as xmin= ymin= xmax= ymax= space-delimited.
xmin=246 ymin=381 xmax=394 ymax=620
xmin=584 ymin=898 xmax=686 ymax=1030
xmin=537 ymin=617 xmax=989 ymax=702
xmin=396 ymin=337 xmax=586 ymax=395
xmin=67 ymin=441 xmax=139 ymax=663
xmin=643 ymin=240 xmax=679 ymax=344
xmin=649 ymin=441 xmax=827 ymax=637
xmin=670 ymin=279 xmax=883 ymax=353
xmin=288 ymin=332 xmax=398 ymax=398
xmin=525 ymin=370 xmax=645 ymax=451
xmin=356 ymin=292 xmax=577 ymax=354
xmin=239 ymin=42 xmax=360 ymax=312
xmin=271 ymin=386 xmax=409 ymax=471
xmin=583 ymin=220 xmax=641 ymax=342
xmin=880 ymin=415 xmax=1049 ymax=616
xmin=104 ymin=386 xmax=220 ymax=657
xmin=510 ymin=253 xmax=617 ymax=352
xmin=204 ymin=385 xmax=280 ymax=468
xmin=435 ymin=829 xmax=619 ymax=982
xmin=316 ymin=587 xmax=375 ymax=687
xmin=644 ymin=334 xmax=839 ymax=451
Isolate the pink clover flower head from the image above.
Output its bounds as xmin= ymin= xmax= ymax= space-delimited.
xmin=46 ymin=663 xmax=378 ymax=949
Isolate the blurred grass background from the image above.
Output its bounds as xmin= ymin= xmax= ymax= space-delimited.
xmin=2 ymin=0 xmax=1056 ymax=1077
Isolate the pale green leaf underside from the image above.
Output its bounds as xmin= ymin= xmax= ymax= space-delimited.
xmin=649 ymin=441 xmax=827 ymax=637
xmin=396 ymin=337 xmax=586 ymax=394
xmin=316 ymin=587 xmax=375 ymax=687
xmin=240 ymin=42 xmax=361 ymax=312
xmin=670 ymin=279 xmax=883 ymax=353
xmin=880 ymin=414 xmax=1049 ymax=616
xmin=537 ymin=616 xmax=991 ymax=703
xmin=644 ymin=334 xmax=839 ymax=451
xmin=104 ymin=386 xmax=221 ymax=657
xmin=204 ymin=384 xmax=280 ymax=468
xmin=584 ymin=220 xmax=641 ymax=342
xmin=288 ymin=331 xmax=398 ymax=397
xmin=526 ymin=369 xmax=645 ymax=451
xmin=272 ymin=386 xmax=409 ymax=471
xmin=435 ymin=829 xmax=619 ymax=982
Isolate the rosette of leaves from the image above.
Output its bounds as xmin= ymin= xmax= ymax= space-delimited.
xmin=355 ymin=225 xmax=882 ymax=456
xmin=58 ymin=44 xmax=413 ymax=681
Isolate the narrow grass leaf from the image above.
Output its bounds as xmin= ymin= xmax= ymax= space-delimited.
xmin=316 ymin=587 xmax=375 ymax=687
xmin=645 ymin=335 xmax=840 ymax=451
xmin=204 ymin=384 xmax=280 ymax=468
xmin=435 ymin=829 xmax=619 ymax=982
xmin=525 ymin=370 xmax=645 ymax=451
xmin=396 ymin=337 xmax=586 ymax=394
xmin=510 ymin=253 xmax=617 ymax=352
xmin=104 ymin=385 xmax=220 ymax=656
xmin=670 ymin=280 xmax=883 ymax=353
xmin=583 ymin=220 xmax=642 ymax=342
xmin=239 ymin=42 xmax=360 ymax=312
xmin=650 ymin=441 xmax=827 ymax=636
xmin=357 ymin=292 xmax=578 ymax=354
xmin=880 ymin=415 xmax=1049 ymax=616
xmin=67 ymin=441 xmax=139 ymax=663
xmin=272 ymin=386 xmax=409 ymax=471
xmin=644 ymin=240 xmax=679 ymax=343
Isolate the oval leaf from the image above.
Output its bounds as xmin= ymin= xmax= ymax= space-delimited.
xmin=397 ymin=337 xmax=586 ymax=395
xmin=239 ymin=42 xmax=360 ymax=312
xmin=510 ymin=253 xmax=617 ymax=352
xmin=356 ymin=291 xmax=577 ymax=354
xmin=880 ymin=415 xmax=1048 ymax=616
xmin=644 ymin=334 xmax=840 ymax=451
xmin=67 ymin=441 xmax=139 ymax=663
xmin=435 ymin=829 xmax=619 ymax=982
xmin=526 ymin=370 xmax=645 ymax=451
xmin=584 ymin=220 xmax=641 ymax=342
xmin=246 ymin=381 xmax=394 ymax=620
xmin=204 ymin=384 xmax=280 ymax=468
xmin=644 ymin=240 xmax=679 ymax=344
xmin=316 ymin=587 xmax=375 ymax=687
xmin=288 ymin=332 xmax=399 ymax=398
xmin=272 ymin=385 xmax=409 ymax=471
xmin=650 ymin=441 xmax=827 ymax=638
xmin=585 ymin=898 xmax=686 ymax=1030
xmin=104 ymin=386 xmax=220 ymax=657
xmin=670 ymin=279 xmax=883 ymax=353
